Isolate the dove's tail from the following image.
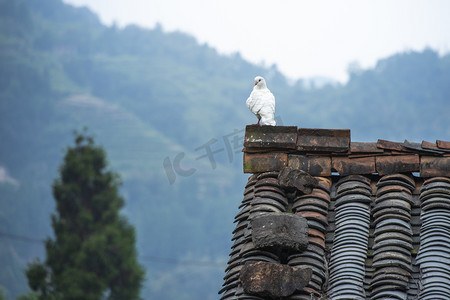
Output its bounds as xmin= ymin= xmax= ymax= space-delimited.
xmin=259 ymin=108 xmax=276 ymax=126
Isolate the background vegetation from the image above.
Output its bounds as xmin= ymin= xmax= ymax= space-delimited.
xmin=26 ymin=131 xmax=144 ymax=300
xmin=0 ymin=0 xmax=449 ymax=299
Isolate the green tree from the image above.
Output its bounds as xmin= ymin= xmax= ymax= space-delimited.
xmin=25 ymin=131 xmax=145 ymax=300
xmin=16 ymin=291 xmax=39 ymax=300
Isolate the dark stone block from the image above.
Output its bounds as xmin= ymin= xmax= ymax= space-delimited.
xmin=278 ymin=166 xmax=318 ymax=194
xmin=240 ymin=261 xmax=312 ymax=298
xmin=251 ymin=212 xmax=308 ymax=251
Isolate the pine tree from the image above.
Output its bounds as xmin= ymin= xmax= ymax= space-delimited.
xmin=26 ymin=131 xmax=145 ymax=300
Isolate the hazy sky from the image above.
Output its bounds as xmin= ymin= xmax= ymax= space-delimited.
xmin=64 ymin=0 xmax=450 ymax=82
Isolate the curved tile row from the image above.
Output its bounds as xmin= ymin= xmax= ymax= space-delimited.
xmin=223 ymin=171 xmax=449 ymax=300
xmin=327 ymin=175 xmax=372 ymax=300
xmin=219 ymin=172 xmax=288 ymax=299
xmin=219 ymin=174 xmax=256 ymax=299
xmin=417 ymin=177 xmax=450 ymax=300
xmin=370 ymin=174 xmax=415 ymax=300
xmin=288 ymin=177 xmax=332 ymax=300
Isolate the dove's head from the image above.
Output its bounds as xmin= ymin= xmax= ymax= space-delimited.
xmin=254 ymin=76 xmax=267 ymax=89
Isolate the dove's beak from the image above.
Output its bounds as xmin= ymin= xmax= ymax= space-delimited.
xmin=254 ymin=82 xmax=257 ymax=86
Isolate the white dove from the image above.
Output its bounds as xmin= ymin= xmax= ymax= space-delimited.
xmin=246 ymin=76 xmax=276 ymax=126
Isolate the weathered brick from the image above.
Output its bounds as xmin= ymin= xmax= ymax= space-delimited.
xmin=288 ymin=155 xmax=332 ymax=176
xmin=244 ymin=125 xmax=298 ymax=149
xmin=420 ymin=156 xmax=450 ymax=177
xmin=332 ymin=156 xmax=376 ymax=175
xmin=297 ymin=128 xmax=350 ymax=152
xmin=243 ymin=152 xmax=287 ymax=173
xmin=375 ymin=155 xmax=420 ymax=175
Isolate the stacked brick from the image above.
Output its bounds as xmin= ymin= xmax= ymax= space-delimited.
xmin=370 ymin=174 xmax=415 ymax=299
xmin=417 ymin=177 xmax=450 ymax=299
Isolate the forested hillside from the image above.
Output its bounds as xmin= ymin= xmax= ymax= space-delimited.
xmin=0 ymin=0 xmax=449 ymax=299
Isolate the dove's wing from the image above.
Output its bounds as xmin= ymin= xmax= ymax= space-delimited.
xmin=247 ymin=90 xmax=269 ymax=115
xmin=265 ymin=90 xmax=275 ymax=114
xmin=246 ymin=92 xmax=256 ymax=113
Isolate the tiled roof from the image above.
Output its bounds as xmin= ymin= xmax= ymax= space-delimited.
xmin=219 ymin=126 xmax=450 ymax=300
xmin=243 ymin=125 xmax=450 ymax=177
